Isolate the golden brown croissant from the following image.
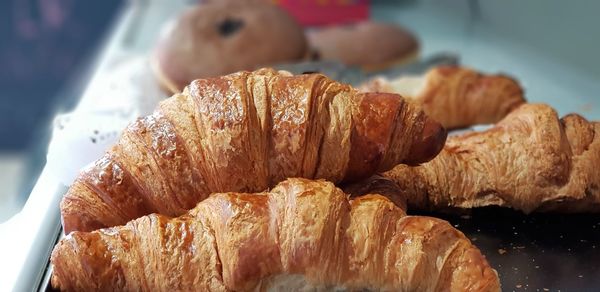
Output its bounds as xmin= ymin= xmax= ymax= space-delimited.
xmin=385 ymin=103 xmax=600 ymax=213
xmin=359 ymin=65 xmax=526 ymax=129
xmin=51 ymin=178 xmax=500 ymax=291
xmin=60 ymin=68 xmax=447 ymax=233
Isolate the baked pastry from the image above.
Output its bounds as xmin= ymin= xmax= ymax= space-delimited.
xmin=385 ymin=103 xmax=600 ymax=213
xmin=359 ymin=66 xmax=526 ymax=129
xmin=306 ymin=21 xmax=419 ymax=71
xmin=60 ymin=69 xmax=447 ymax=233
xmin=51 ymin=178 xmax=500 ymax=291
xmin=343 ymin=174 xmax=409 ymax=211
xmin=152 ymin=2 xmax=307 ymax=93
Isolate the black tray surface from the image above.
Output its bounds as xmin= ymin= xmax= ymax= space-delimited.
xmin=415 ymin=207 xmax=600 ymax=291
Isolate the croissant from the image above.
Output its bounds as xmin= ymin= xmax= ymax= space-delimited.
xmin=359 ymin=65 xmax=526 ymax=129
xmin=385 ymin=103 xmax=600 ymax=213
xmin=60 ymin=68 xmax=447 ymax=233
xmin=342 ymin=174 xmax=409 ymax=211
xmin=51 ymin=178 xmax=500 ymax=291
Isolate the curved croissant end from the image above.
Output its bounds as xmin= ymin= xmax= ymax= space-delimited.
xmin=385 ymin=103 xmax=600 ymax=213
xmin=360 ymin=65 xmax=526 ymax=129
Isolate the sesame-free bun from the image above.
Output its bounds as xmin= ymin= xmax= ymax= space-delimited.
xmin=152 ymin=1 xmax=307 ymax=93
xmin=307 ymin=21 xmax=419 ymax=71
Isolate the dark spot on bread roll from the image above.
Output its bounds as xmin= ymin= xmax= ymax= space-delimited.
xmin=218 ymin=18 xmax=244 ymax=37
xmin=309 ymin=50 xmax=321 ymax=61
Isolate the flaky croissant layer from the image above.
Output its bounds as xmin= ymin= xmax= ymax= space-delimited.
xmin=51 ymin=178 xmax=499 ymax=292
xmin=385 ymin=103 xmax=600 ymax=213
xmin=61 ymin=68 xmax=447 ymax=233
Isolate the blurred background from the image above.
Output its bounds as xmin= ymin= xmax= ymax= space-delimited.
xmin=0 ymin=0 xmax=122 ymax=221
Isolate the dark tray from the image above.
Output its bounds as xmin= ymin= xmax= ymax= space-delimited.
xmin=416 ymin=207 xmax=600 ymax=291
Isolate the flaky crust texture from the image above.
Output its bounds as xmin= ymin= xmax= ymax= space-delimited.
xmin=51 ymin=178 xmax=499 ymax=292
xmin=360 ymin=66 xmax=526 ymax=129
xmin=385 ymin=103 xmax=600 ymax=213
xmin=61 ymin=68 xmax=446 ymax=233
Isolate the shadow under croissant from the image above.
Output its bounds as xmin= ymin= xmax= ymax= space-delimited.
xmin=342 ymin=174 xmax=408 ymax=212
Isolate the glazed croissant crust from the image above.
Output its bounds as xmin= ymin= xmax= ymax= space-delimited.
xmin=385 ymin=103 xmax=600 ymax=213
xmin=359 ymin=65 xmax=526 ymax=129
xmin=60 ymin=68 xmax=447 ymax=233
xmin=51 ymin=178 xmax=500 ymax=292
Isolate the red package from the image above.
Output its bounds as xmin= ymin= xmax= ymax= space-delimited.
xmin=275 ymin=0 xmax=370 ymax=26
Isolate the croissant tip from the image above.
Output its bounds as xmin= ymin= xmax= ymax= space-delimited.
xmin=405 ymin=117 xmax=447 ymax=165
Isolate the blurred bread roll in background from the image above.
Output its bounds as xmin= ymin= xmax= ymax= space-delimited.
xmin=152 ymin=1 xmax=307 ymax=93
xmin=307 ymin=21 xmax=419 ymax=70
